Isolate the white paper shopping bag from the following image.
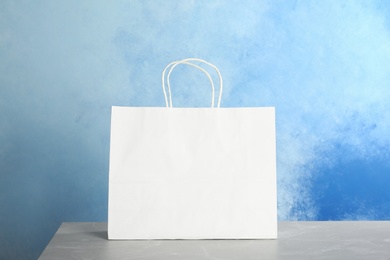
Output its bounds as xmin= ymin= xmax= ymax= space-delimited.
xmin=108 ymin=58 xmax=277 ymax=240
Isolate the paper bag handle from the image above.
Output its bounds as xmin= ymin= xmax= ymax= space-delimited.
xmin=161 ymin=58 xmax=223 ymax=108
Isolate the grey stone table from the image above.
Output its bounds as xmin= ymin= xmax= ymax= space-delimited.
xmin=39 ymin=221 xmax=390 ymax=259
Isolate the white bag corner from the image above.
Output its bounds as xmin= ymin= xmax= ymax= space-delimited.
xmin=108 ymin=58 xmax=277 ymax=240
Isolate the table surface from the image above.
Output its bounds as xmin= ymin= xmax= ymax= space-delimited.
xmin=39 ymin=221 xmax=390 ymax=260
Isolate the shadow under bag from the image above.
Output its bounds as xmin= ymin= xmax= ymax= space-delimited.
xmin=108 ymin=58 xmax=277 ymax=239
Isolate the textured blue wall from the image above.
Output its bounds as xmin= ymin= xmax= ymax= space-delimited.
xmin=1 ymin=1 xmax=390 ymax=259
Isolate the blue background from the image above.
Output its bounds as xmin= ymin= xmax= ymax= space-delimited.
xmin=1 ymin=1 xmax=390 ymax=259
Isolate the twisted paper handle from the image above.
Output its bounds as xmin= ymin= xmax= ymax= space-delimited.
xmin=161 ymin=58 xmax=223 ymax=108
